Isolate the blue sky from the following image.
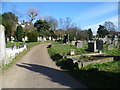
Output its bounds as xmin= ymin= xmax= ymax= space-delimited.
xmin=1 ymin=2 xmax=118 ymax=34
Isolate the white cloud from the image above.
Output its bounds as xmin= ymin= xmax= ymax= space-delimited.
xmin=73 ymin=2 xmax=118 ymax=23
xmin=83 ymin=15 xmax=118 ymax=35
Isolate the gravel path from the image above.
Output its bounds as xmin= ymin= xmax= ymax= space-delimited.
xmin=2 ymin=43 xmax=85 ymax=88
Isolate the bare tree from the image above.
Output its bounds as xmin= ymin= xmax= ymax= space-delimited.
xmin=58 ymin=18 xmax=65 ymax=30
xmin=64 ymin=17 xmax=72 ymax=30
xmin=28 ymin=8 xmax=39 ymax=24
xmin=44 ymin=16 xmax=58 ymax=30
xmin=104 ymin=21 xmax=116 ymax=31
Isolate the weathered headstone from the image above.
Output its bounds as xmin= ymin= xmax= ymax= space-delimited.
xmin=63 ymin=34 xmax=68 ymax=43
xmin=71 ymin=41 xmax=76 ymax=46
xmin=49 ymin=36 xmax=52 ymax=40
xmin=108 ymin=44 xmax=113 ymax=50
xmin=96 ymin=40 xmax=103 ymax=51
xmin=39 ymin=37 xmax=43 ymax=41
xmin=88 ymin=41 xmax=97 ymax=52
xmin=7 ymin=37 xmax=9 ymax=42
xmin=25 ymin=36 xmax=28 ymax=41
xmin=11 ymin=36 xmax=15 ymax=42
xmin=37 ymin=37 xmax=40 ymax=41
xmin=106 ymin=38 xmax=111 ymax=44
xmin=0 ymin=25 xmax=6 ymax=65
xmin=43 ymin=37 xmax=46 ymax=41
xmin=70 ymin=49 xmax=75 ymax=55
xmin=76 ymin=41 xmax=84 ymax=48
xmin=113 ymin=35 xmax=118 ymax=46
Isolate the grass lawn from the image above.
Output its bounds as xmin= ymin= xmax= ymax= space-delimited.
xmin=102 ymin=44 xmax=120 ymax=56
xmin=70 ymin=61 xmax=120 ymax=88
xmin=48 ymin=43 xmax=120 ymax=88
xmin=48 ymin=43 xmax=88 ymax=56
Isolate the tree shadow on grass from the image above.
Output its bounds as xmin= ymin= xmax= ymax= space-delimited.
xmin=71 ymin=68 xmax=120 ymax=88
xmin=51 ymin=54 xmax=63 ymax=61
xmin=16 ymin=63 xmax=85 ymax=88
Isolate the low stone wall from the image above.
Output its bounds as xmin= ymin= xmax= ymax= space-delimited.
xmin=77 ymin=58 xmax=113 ymax=68
xmin=1 ymin=46 xmax=27 ymax=66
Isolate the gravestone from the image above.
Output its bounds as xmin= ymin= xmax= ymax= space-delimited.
xmin=71 ymin=41 xmax=76 ymax=46
xmin=70 ymin=49 xmax=75 ymax=55
xmin=11 ymin=36 xmax=15 ymax=42
xmin=37 ymin=37 xmax=40 ymax=41
xmin=25 ymin=36 xmax=28 ymax=41
xmin=83 ymin=40 xmax=87 ymax=46
xmin=96 ymin=40 xmax=103 ymax=51
xmin=0 ymin=25 xmax=6 ymax=65
xmin=43 ymin=37 xmax=46 ymax=41
xmin=113 ymin=35 xmax=118 ymax=46
xmin=39 ymin=37 xmax=43 ymax=41
xmin=106 ymin=38 xmax=111 ymax=44
xmin=88 ymin=41 xmax=97 ymax=52
xmin=108 ymin=44 xmax=113 ymax=50
xmin=49 ymin=36 xmax=52 ymax=40
xmin=63 ymin=34 xmax=68 ymax=43
xmin=52 ymin=38 xmax=56 ymax=41
xmin=7 ymin=37 xmax=9 ymax=42
xmin=76 ymin=41 xmax=83 ymax=48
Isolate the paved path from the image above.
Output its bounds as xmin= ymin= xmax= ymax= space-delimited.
xmin=2 ymin=43 xmax=85 ymax=88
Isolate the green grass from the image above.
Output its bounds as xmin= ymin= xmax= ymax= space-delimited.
xmin=48 ymin=44 xmax=88 ymax=56
xmin=102 ymin=44 xmax=120 ymax=56
xmin=70 ymin=61 xmax=120 ymax=88
xmin=26 ymin=42 xmax=44 ymax=48
xmin=48 ymin=43 xmax=120 ymax=88
xmin=48 ymin=45 xmax=76 ymax=56
xmin=6 ymin=41 xmax=23 ymax=48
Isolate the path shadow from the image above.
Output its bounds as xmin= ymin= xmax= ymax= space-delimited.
xmin=16 ymin=63 xmax=84 ymax=88
xmin=72 ymin=68 xmax=120 ymax=88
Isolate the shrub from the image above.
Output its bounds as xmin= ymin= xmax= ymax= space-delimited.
xmin=27 ymin=31 xmax=38 ymax=42
xmin=16 ymin=25 xmax=24 ymax=41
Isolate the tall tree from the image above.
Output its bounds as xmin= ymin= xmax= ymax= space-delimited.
xmin=104 ymin=21 xmax=117 ymax=36
xmin=64 ymin=17 xmax=72 ymax=30
xmin=58 ymin=18 xmax=65 ymax=30
xmin=97 ymin=25 xmax=109 ymax=38
xmin=34 ymin=20 xmax=50 ymax=32
xmin=87 ymin=28 xmax=93 ymax=40
xmin=104 ymin=21 xmax=116 ymax=31
xmin=16 ymin=25 xmax=24 ymax=41
xmin=2 ymin=12 xmax=18 ymax=40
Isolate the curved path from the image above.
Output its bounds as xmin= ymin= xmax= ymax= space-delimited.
xmin=2 ymin=43 xmax=85 ymax=88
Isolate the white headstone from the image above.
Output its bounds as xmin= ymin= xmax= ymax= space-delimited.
xmin=0 ymin=25 xmax=6 ymax=65
xmin=71 ymin=41 xmax=76 ymax=46
xmin=25 ymin=36 xmax=28 ymax=41
xmin=49 ymin=36 xmax=52 ymax=40
xmin=39 ymin=37 xmax=43 ymax=41
xmin=7 ymin=37 xmax=9 ymax=42
xmin=43 ymin=37 xmax=46 ymax=41
xmin=37 ymin=37 xmax=40 ymax=41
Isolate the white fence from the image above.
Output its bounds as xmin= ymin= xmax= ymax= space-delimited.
xmin=1 ymin=45 xmax=27 ymax=66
